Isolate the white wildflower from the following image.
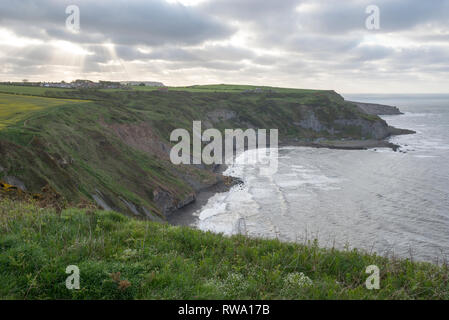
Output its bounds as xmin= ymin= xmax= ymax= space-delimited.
xmin=284 ymin=272 xmax=313 ymax=288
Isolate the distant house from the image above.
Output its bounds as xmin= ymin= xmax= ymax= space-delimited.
xmin=34 ymin=80 xmax=162 ymax=90
xmin=121 ymin=81 xmax=165 ymax=87
xmin=40 ymin=82 xmax=70 ymax=88
xmin=99 ymin=81 xmax=122 ymax=89
xmin=71 ymin=79 xmax=96 ymax=88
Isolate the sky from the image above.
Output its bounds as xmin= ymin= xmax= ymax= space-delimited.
xmin=0 ymin=0 xmax=448 ymax=93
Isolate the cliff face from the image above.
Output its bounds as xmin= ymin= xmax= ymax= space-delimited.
xmin=348 ymin=101 xmax=403 ymax=115
xmin=0 ymin=87 xmax=411 ymax=219
xmin=295 ymin=111 xmax=391 ymax=139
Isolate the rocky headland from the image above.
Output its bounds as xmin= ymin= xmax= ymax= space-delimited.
xmin=0 ymin=85 xmax=415 ymax=220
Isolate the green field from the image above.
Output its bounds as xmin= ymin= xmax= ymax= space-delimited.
xmin=1 ymin=199 xmax=448 ymax=299
xmin=0 ymin=93 xmax=88 ymax=130
xmin=0 ymin=84 xmax=72 ymax=96
xmin=0 ymin=83 xmax=324 ymax=95
xmin=128 ymin=84 xmax=325 ymax=94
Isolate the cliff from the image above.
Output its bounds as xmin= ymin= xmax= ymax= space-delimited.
xmin=348 ymin=101 xmax=403 ymax=115
xmin=0 ymin=85 xmax=413 ymax=220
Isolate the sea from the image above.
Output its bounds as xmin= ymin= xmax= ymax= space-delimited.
xmin=183 ymin=94 xmax=449 ymax=263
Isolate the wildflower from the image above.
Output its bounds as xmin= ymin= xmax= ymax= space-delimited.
xmin=284 ymin=272 xmax=313 ymax=288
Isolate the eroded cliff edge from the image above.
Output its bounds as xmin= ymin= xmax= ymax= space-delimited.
xmin=0 ymin=88 xmax=414 ymax=220
xmin=348 ymin=101 xmax=403 ymax=115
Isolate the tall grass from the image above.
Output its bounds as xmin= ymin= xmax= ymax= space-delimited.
xmin=1 ymin=199 xmax=448 ymax=300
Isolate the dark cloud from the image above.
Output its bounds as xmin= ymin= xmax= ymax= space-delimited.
xmin=200 ymin=0 xmax=299 ymax=21
xmin=0 ymin=0 xmax=234 ymax=46
xmin=0 ymin=0 xmax=448 ymax=92
xmin=233 ymin=0 xmax=449 ymax=34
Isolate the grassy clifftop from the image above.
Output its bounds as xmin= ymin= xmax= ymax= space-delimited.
xmin=1 ymin=199 xmax=448 ymax=299
xmin=0 ymin=84 xmax=392 ymax=219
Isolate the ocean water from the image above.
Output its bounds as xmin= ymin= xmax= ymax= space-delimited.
xmin=189 ymin=94 xmax=449 ymax=263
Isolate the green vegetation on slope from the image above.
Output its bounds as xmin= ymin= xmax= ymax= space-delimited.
xmin=1 ymin=199 xmax=448 ymax=300
xmin=0 ymin=84 xmax=73 ymax=97
xmin=0 ymin=97 xmax=209 ymax=218
xmin=0 ymin=85 xmax=388 ymax=219
xmin=0 ymin=93 xmax=88 ymax=130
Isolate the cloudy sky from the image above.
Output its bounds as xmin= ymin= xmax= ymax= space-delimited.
xmin=0 ymin=0 xmax=448 ymax=93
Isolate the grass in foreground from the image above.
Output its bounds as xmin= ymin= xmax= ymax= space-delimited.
xmin=1 ymin=199 xmax=448 ymax=300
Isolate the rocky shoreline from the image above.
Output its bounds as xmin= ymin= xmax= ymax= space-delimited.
xmin=0 ymin=87 xmax=417 ymax=223
xmin=280 ymin=124 xmax=416 ymax=151
xmin=169 ymin=101 xmax=416 ymax=225
xmin=167 ymin=163 xmax=240 ymax=226
xmin=169 ymin=130 xmax=416 ymax=226
xmin=280 ymin=139 xmax=401 ymax=151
